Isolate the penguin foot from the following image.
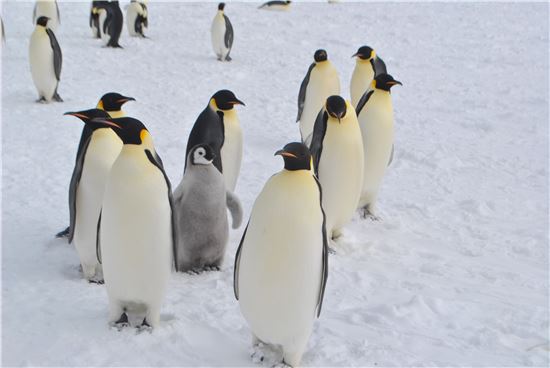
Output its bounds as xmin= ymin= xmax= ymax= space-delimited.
xmin=36 ymin=97 xmax=47 ymax=103
xmin=250 ymin=343 xmax=265 ymax=363
xmin=204 ymin=265 xmax=220 ymax=272
xmin=328 ymin=246 xmax=337 ymax=255
xmin=225 ymin=55 xmax=232 ymax=61
xmin=274 ymin=362 xmax=292 ymax=368
xmin=136 ymin=318 xmax=152 ymax=333
xmin=88 ymin=278 xmax=104 ymax=285
xmin=53 ymin=92 xmax=63 ymax=102
xmin=111 ymin=312 xmax=129 ymax=330
xmin=360 ymin=206 xmax=381 ymax=221
xmin=55 ymin=226 xmax=70 ymax=238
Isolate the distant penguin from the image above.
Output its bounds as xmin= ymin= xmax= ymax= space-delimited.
xmin=350 ymin=45 xmax=387 ymax=108
xmin=90 ymin=1 xmax=107 ymax=38
xmin=29 ymin=16 xmax=62 ymax=103
xmin=56 ymin=93 xmax=136 ymax=240
xmin=33 ymin=0 xmax=60 ymax=32
xmin=96 ymin=1 xmax=123 ymax=48
xmin=356 ymin=74 xmax=401 ymax=219
xmin=309 ymin=96 xmax=364 ymax=240
xmin=185 ymin=90 xmax=245 ymax=191
xmin=64 ymin=108 xmax=122 ymax=283
xmin=211 ymin=3 xmax=233 ymax=61
xmin=258 ymin=0 xmax=292 ymax=10
xmin=297 ymin=49 xmax=340 ymax=144
xmin=173 ymin=144 xmax=243 ymax=273
xmin=126 ymin=0 xmax=148 ymax=38
xmin=234 ymin=142 xmax=328 ymax=367
xmin=95 ymin=116 xmax=174 ymax=329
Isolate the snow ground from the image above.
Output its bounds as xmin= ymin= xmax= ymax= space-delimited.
xmin=1 ymin=1 xmax=549 ymax=366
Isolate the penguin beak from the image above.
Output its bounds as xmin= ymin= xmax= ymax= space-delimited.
xmin=116 ymin=96 xmax=136 ymax=104
xmin=230 ymin=98 xmax=245 ymax=106
xmin=351 ymin=52 xmax=359 ymax=58
xmin=387 ymin=80 xmax=403 ymax=87
xmin=89 ymin=118 xmax=122 ymax=129
xmin=64 ymin=111 xmax=90 ymax=120
xmin=275 ymin=150 xmax=297 ymax=159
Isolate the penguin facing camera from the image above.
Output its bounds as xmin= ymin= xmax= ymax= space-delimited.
xmin=350 ymin=45 xmax=387 ymax=108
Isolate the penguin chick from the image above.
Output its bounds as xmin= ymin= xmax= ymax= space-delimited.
xmin=234 ymin=142 xmax=328 ymax=367
xmin=356 ymin=73 xmax=402 ymax=219
xmin=173 ymin=144 xmax=243 ymax=273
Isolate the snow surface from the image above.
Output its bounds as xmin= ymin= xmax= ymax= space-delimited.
xmin=2 ymin=1 xmax=549 ymax=366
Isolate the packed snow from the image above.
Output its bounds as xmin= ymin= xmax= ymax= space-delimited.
xmin=2 ymin=1 xmax=549 ymax=366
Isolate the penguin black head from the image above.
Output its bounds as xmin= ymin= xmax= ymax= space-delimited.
xmin=64 ymin=109 xmax=113 ymax=130
xmin=373 ymin=73 xmax=403 ymax=92
xmin=352 ymin=45 xmax=375 ymax=60
xmin=98 ymin=93 xmax=136 ymax=112
xmin=218 ymin=3 xmax=225 ymax=10
xmin=325 ymin=95 xmax=347 ymax=122
xmin=189 ymin=144 xmax=216 ymax=166
xmin=275 ymin=142 xmax=312 ymax=171
xmin=314 ymin=49 xmax=328 ymax=62
xmin=90 ymin=117 xmax=149 ymax=145
xmin=211 ymin=89 xmax=245 ymax=111
xmin=36 ymin=16 xmax=49 ymax=27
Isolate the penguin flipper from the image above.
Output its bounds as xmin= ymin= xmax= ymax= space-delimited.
xmin=55 ymin=0 xmax=60 ymax=23
xmin=388 ymin=144 xmax=394 ymax=166
xmin=296 ymin=62 xmax=315 ymax=122
xmin=96 ymin=211 xmax=102 ymax=263
xmin=313 ymin=176 xmax=329 ymax=318
xmin=145 ymin=149 xmax=178 ymax=270
xmin=308 ymin=109 xmax=328 ymax=177
xmin=46 ymin=29 xmax=62 ymax=81
xmin=226 ymin=191 xmax=243 ymax=229
xmin=373 ymin=56 xmax=387 ymax=77
xmin=233 ymin=222 xmax=249 ymax=300
xmin=68 ymin=133 xmax=93 ymax=243
xmin=223 ymin=14 xmax=233 ymax=50
xmin=355 ymin=90 xmax=374 ymax=116
xmin=32 ymin=3 xmax=36 ymax=23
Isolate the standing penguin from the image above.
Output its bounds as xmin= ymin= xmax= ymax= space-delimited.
xmin=173 ymin=144 xmax=242 ymax=273
xmin=64 ymin=109 xmax=123 ymax=283
xmin=356 ymin=73 xmax=401 ymax=219
xmin=29 ymin=16 xmax=62 ymax=103
xmin=297 ymin=49 xmax=340 ymax=144
xmin=258 ymin=0 xmax=292 ymax=10
xmin=185 ymin=90 xmax=245 ymax=191
xmin=95 ymin=116 xmax=174 ymax=329
xmin=96 ymin=1 xmax=123 ymax=48
xmin=90 ymin=1 xmax=107 ymax=38
xmin=211 ymin=3 xmax=233 ymax=61
xmin=350 ymin=45 xmax=387 ymax=108
xmin=126 ymin=0 xmax=148 ymax=38
xmin=33 ymin=0 xmax=60 ymax=32
xmin=309 ymin=96 xmax=364 ymax=240
xmin=234 ymin=142 xmax=328 ymax=367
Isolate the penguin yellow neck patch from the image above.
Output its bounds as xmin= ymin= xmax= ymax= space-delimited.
xmin=140 ymin=129 xmax=149 ymax=143
xmin=97 ymin=100 xmax=104 ymax=110
xmin=210 ymin=98 xmax=219 ymax=110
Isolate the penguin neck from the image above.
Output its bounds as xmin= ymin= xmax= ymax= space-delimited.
xmin=107 ymin=110 xmax=125 ymax=118
xmin=356 ymin=58 xmax=374 ymax=69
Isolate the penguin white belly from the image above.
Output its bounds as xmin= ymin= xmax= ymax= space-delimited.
xmin=29 ymin=29 xmax=57 ymax=101
xmin=299 ymin=65 xmax=340 ymax=141
xmin=239 ymin=171 xmax=323 ymax=347
xmin=100 ymin=149 xmax=172 ymax=326
xmin=73 ymin=129 xmax=122 ymax=279
xmin=220 ymin=111 xmax=243 ymax=191
xmin=211 ymin=14 xmax=227 ymax=60
xmin=358 ymin=95 xmax=394 ymax=208
xmin=126 ymin=3 xmax=139 ymax=36
xmin=351 ymin=62 xmax=375 ymax=108
xmin=34 ymin=2 xmax=59 ymax=31
xmin=318 ymin=118 xmax=364 ymax=234
xmin=98 ymin=10 xmax=108 ymax=43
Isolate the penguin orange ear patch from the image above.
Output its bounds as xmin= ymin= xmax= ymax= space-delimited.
xmin=97 ymin=100 xmax=104 ymax=110
xmin=140 ymin=129 xmax=148 ymax=142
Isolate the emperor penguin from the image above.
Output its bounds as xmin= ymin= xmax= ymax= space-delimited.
xmin=94 ymin=116 xmax=175 ymax=329
xmin=64 ymin=108 xmax=123 ymax=283
xmin=90 ymin=1 xmax=108 ymax=38
xmin=29 ymin=16 xmax=63 ymax=103
xmin=173 ymin=144 xmax=243 ymax=273
xmin=350 ymin=45 xmax=387 ymax=108
xmin=234 ymin=142 xmax=328 ymax=367
xmin=185 ymin=90 xmax=245 ymax=191
xmin=258 ymin=0 xmax=292 ymax=10
xmin=211 ymin=3 xmax=233 ymax=61
xmin=297 ymin=49 xmax=340 ymax=144
xmin=33 ymin=0 xmax=60 ymax=32
xmin=309 ymin=96 xmax=364 ymax=240
xmin=96 ymin=1 xmax=123 ymax=48
xmin=356 ymin=73 xmax=402 ymax=219
xmin=56 ymin=93 xmax=135 ymax=240
xmin=126 ymin=0 xmax=148 ymax=38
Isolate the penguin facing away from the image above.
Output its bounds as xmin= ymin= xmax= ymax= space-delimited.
xmin=90 ymin=1 xmax=108 ymax=38
xmin=350 ymin=45 xmax=387 ymax=108
xmin=234 ymin=142 xmax=328 ymax=367
xmin=356 ymin=73 xmax=402 ymax=219
xmin=211 ymin=2 xmax=233 ymax=61
xmin=258 ymin=0 xmax=292 ymax=10
xmin=33 ymin=0 xmax=60 ymax=32
xmin=126 ymin=0 xmax=148 ymax=38
xmin=29 ymin=16 xmax=62 ymax=103
xmin=93 ymin=116 xmax=175 ymax=329
xmin=309 ymin=95 xmax=364 ymax=240
xmin=95 ymin=1 xmax=123 ymax=48
xmin=173 ymin=144 xmax=243 ymax=273
xmin=185 ymin=90 xmax=245 ymax=190
xmin=64 ymin=109 xmax=123 ymax=283
xmin=297 ymin=49 xmax=340 ymax=144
